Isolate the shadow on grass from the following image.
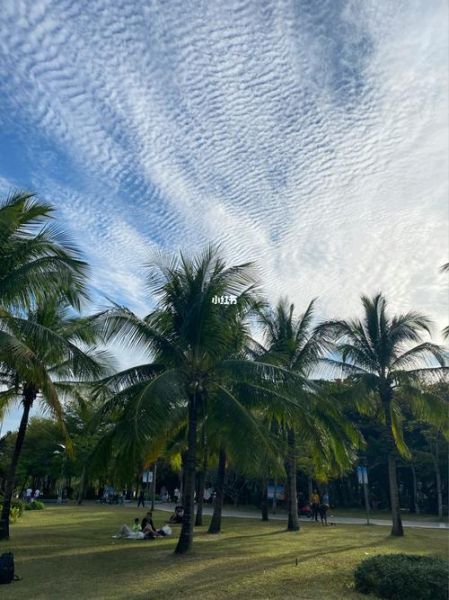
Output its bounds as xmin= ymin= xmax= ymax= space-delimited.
xmin=5 ymin=507 xmax=446 ymax=600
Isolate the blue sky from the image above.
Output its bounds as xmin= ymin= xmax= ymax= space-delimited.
xmin=0 ymin=0 xmax=448 ymax=430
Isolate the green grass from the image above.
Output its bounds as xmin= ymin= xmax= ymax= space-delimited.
xmin=1 ymin=505 xmax=447 ymax=599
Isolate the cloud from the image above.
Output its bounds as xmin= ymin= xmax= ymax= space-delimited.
xmin=0 ymin=0 xmax=447 ymax=346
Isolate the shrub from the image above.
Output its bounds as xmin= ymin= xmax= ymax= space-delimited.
xmin=354 ymin=553 xmax=448 ymax=600
xmin=9 ymin=506 xmax=21 ymax=523
xmin=24 ymin=500 xmax=45 ymax=511
xmin=0 ymin=498 xmax=25 ymax=520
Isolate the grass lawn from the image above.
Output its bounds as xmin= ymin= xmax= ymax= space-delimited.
xmin=1 ymin=504 xmax=447 ymax=600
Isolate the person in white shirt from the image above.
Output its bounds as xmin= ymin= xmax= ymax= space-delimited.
xmin=26 ymin=488 xmax=33 ymax=502
xmin=34 ymin=489 xmax=40 ymax=500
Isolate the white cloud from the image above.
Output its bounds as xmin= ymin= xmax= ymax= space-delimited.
xmin=0 ymin=0 xmax=447 ymax=346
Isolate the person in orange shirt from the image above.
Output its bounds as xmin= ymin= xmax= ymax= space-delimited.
xmin=310 ymin=489 xmax=320 ymax=522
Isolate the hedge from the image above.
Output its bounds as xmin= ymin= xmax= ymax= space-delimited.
xmin=354 ymin=553 xmax=448 ymax=600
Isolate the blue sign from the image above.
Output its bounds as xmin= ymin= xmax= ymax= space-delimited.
xmin=356 ymin=466 xmax=368 ymax=484
xmin=267 ymin=484 xmax=285 ymax=500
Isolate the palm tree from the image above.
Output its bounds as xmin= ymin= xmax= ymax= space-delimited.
xmin=96 ymin=247 xmax=311 ymax=553
xmin=0 ymin=298 xmax=109 ymax=538
xmin=320 ymin=293 xmax=447 ymax=536
xmin=256 ymin=299 xmax=344 ymax=531
xmin=0 ymin=191 xmax=87 ymax=309
xmin=204 ymin=380 xmax=282 ymax=535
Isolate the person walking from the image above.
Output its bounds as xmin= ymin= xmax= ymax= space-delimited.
xmin=319 ymin=491 xmax=330 ymax=525
xmin=137 ymin=489 xmax=145 ymax=508
xmin=160 ymin=485 xmax=167 ymax=502
xmin=310 ymin=489 xmax=320 ymax=522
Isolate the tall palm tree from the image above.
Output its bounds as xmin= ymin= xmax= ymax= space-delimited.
xmin=97 ymin=247 xmax=311 ymax=554
xmin=256 ymin=299 xmax=346 ymax=531
xmin=0 ymin=191 xmax=87 ymax=309
xmin=0 ymin=298 xmax=109 ymax=538
xmin=204 ymin=381 xmax=282 ymax=535
xmin=320 ymin=293 xmax=447 ymax=536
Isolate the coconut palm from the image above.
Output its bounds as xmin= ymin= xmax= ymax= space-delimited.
xmin=256 ymin=299 xmax=361 ymax=531
xmin=0 ymin=191 xmax=87 ymax=310
xmin=256 ymin=299 xmax=327 ymax=530
xmin=96 ymin=247 xmax=312 ymax=554
xmin=203 ymin=382 xmax=283 ymax=534
xmin=319 ymin=293 xmax=448 ymax=536
xmin=0 ymin=297 xmax=110 ymax=538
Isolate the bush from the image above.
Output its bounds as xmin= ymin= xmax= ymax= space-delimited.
xmin=24 ymin=500 xmax=45 ymax=511
xmin=0 ymin=498 xmax=25 ymax=520
xmin=9 ymin=506 xmax=21 ymax=523
xmin=354 ymin=553 xmax=448 ymax=600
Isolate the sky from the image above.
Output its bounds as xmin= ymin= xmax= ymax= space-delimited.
xmin=0 ymin=0 xmax=448 ymax=430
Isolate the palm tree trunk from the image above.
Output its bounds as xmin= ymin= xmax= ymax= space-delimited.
xmin=272 ymin=477 xmax=278 ymax=514
xmin=261 ymin=476 xmax=269 ymax=521
xmin=77 ymin=465 xmax=88 ymax=506
xmin=208 ymin=447 xmax=226 ymax=534
xmin=195 ymin=459 xmax=207 ymax=527
xmin=0 ymin=393 xmax=33 ymax=540
xmin=383 ymin=393 xmax=404 ymax=537
xmin=287 ymin=428 xmax=299 ymax=531
xmin=307 ymin=476 xmax=313 ymax=501
xmin=388 ymin=454 xmax=404 ymax=536
xmin=431 ymin=437 xmax=443 ymax=521
xmin=410 ymin=464 xmax=420 ymax=515
xmin=174 ymin=393 xmax=198 ymax=554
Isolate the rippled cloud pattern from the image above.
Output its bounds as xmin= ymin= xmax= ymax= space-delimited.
xmin=0 ymin=0 xmax=447 ymax=336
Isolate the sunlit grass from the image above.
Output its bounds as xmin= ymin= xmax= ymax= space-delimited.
xmin=1 ymin=504 xmax=447 ymax=599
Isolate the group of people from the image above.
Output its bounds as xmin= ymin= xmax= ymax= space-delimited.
xmin=309 ymin=489 xmax=330 ymax=525
xmin=113 ymin=504 xmax=186 ymax=540
xmin=22 ymin=487 xmax=40 ymax=502
xmin=133 ymin=483 xmax=216 ymax=508
xmin=114 ymin=511 xmax=172 ymax=540
xmin=136 ymin=486 xmax=179 ymax=507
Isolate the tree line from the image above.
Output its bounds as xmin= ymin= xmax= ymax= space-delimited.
xmin=0 ymin=192 xmax=448 ymax=552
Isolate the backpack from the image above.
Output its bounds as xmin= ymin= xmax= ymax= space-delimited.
xmin=0 ymin=552 xmax=18 ymax=585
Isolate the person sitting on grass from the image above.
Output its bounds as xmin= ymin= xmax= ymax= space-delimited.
xmin=113 ymin=518 xmax=144 ymax=539
xmin=141 ymin=511 xmax=164 ymax=538
xmin=168 ymin=505 xmax=184 ymax=524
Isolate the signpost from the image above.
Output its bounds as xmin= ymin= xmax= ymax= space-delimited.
xmin=357 ymin=466 xmax=370 ymax=525
xmin=142 ymin=470 xmax=153 ymax=506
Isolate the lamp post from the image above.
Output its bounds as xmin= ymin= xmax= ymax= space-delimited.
xmin=151 ymin=462 xmax=157 ymax=511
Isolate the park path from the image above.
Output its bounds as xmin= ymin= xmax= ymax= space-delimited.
xmin=156 ymin=502 xmax=449 ymax=530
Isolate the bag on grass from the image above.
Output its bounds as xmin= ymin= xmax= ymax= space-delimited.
xmin=0 ymin=552 xmax=16 ymax=585
xmin=161 ymin=525 xmax=172 ymax=536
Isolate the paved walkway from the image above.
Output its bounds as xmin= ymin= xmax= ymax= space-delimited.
xmin=157 ymin=503 xmax=449 ymax=530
